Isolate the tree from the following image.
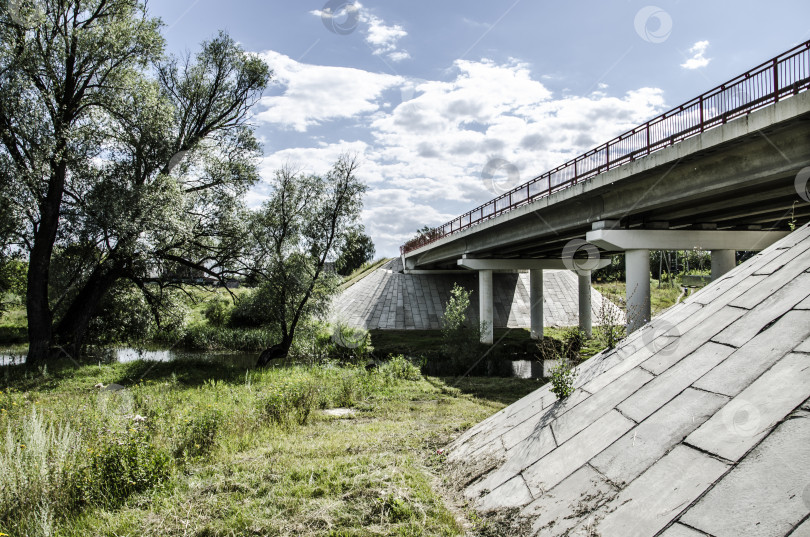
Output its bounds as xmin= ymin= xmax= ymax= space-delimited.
xmin=246 ymin=156 xmax=367 ymax=365
xmin=335 ymin=228 xmax=375 ymax=276
xmin=0 ymin=1 xmax=270 ymax=361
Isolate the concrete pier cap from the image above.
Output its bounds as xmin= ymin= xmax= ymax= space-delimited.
xmin=586 ymin=224 xmax=789 ymax=333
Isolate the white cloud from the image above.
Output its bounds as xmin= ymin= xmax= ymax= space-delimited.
xmin=310 ymin=3 xmax=410 ymax=63
xmin=681 ymin=40 xmax=711 ymax=70
xmin=255 ymin=50 xmax=401 ymax=131
xmin=254 ymin=54 xmax=667 ymax=255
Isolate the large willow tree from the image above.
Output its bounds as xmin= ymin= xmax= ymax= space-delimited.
xmin=0 ymin=1 xmax=271 ymax=361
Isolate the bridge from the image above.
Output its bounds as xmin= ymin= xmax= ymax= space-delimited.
xmin=400 ymin=40 xmax=810 ymax=342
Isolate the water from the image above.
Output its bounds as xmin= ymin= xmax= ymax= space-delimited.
xmin=0 ymin=346 xmax=257 ymax=367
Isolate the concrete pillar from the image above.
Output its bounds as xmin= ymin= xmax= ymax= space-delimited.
xmin=626 ymin=249 xmax=651 ymax=334
xmin=711 ymin=250 xmax=736 ymax=280
xmin=479 ymin=270 xmax=494 ymax=344
xmin=578 ymin=270 xmax=592 ymax=338
xmin=529 ymin=269 xmax=543 ymax=340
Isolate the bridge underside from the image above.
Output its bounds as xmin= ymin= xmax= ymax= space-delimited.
xmin=330 ymin=258 xmax=623 ymax=331
xmin=404 ymin=92 xmax=810 ymax=269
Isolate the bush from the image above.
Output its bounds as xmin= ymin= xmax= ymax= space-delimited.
xmin=180 ymin=324 xmax=276 ymax=351
xmin=81 ymin=426 xmax=171 ymax=509
xmin=0 ymin=410 xmax=83 ymax=537
xmin=441 ymin=284 xmax=484 ymax=374
xmin=379 ymin=355 xmax=421 ymax=381
xmin=203 ymin=297 xmax=233 ymax=327
xmin=548 ymin=359 xmax=576 ymax=399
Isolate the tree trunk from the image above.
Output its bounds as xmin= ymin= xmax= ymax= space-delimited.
xmin=256 ymin=334 xmax=293 ymax=367
xmin=54 ymin=264 xmax=122 ymax=359
xmin=25 ymin=160 xmax=68 ymax=364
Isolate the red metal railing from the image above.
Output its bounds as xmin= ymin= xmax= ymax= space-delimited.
xmin=401 ymin=39 xmax=810 ymax=255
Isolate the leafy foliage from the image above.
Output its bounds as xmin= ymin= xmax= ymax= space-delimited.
xmin=548 ymin=359 xmax=577 ymax=399
xmin=246 ymin=157 xmax=367 ymax=360
xmin=441 ymin=284 xmax=483 ymax=374
xmin=335 ymin=228 xmax=375 ymax=276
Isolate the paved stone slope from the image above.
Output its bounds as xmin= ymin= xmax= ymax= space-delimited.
xmin=330 ymin=258 xmax=623 ymax=330
xmin=446 ymin=224 xmax=810 ymax=537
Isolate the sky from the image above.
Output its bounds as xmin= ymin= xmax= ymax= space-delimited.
xmin=145 ymin=0 xmax=810 ymax=257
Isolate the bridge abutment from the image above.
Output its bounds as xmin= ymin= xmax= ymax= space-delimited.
xmin=578 ymin=270 xmax=593 ymax=337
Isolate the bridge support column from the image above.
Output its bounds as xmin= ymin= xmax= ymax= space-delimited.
xmin=711 ymin=250 xmax=736 ymax=280
xmin=578 ymin=270 xmax=592 ymax=338
xmin=479 ymin=270 xmax=494 ymax=344
xmin=530 ymin=269 xmax=543 ymax=340
xmin=625 ymin=249 xmax=651 ymax=334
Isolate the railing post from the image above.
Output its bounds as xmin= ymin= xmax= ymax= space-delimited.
xmin=699 ymin=95 xmax=704 ymax=132
xmin=773 ymin=58 xmax=780 ymax=101
xmin=646 ymin=123 xmax=650 ymax=155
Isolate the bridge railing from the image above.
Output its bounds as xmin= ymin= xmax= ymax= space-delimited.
xmin=401 ymin=39 xmax=810 ymax=255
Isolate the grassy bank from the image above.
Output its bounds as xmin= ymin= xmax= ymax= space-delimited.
xmin=0 ymin=357 xmax=543 ymax=536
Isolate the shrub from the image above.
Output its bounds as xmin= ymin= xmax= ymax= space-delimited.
xmin=0 ymin=409 xmax=83 ymax=537
xmin=379 ymin=355 xmax=421 ymax=381
xmin=548 ymin=359 xmax=577 ymax=399
xmin=327 ymin=323 xmax=374 ymax=364
xmin=203 ymin=297 xmax=233 ymax=327
xmin=441 ymin=284 xmax=483 ymax=374
xmin=81 ymin=426 xmax=171 ymax=509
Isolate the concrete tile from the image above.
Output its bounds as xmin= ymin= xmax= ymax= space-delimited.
xmin=694 ymin=311 xmax=810 ymax=397
xmin=619 ymin=342 xmax=735 ymax=423
xmin=686 ymin=353 xmax=810 ymax=462
xmin=753 ymin=239 xmax=810 ymax=276
xmin=641 ymin=306 xmax=745 ymax=375
xmin=467 ymin=425 xmax=556 ymax=498
xmin=476 ymin=474 xmax=535 ymax=511
xmin=585 ymin=445 xmax=729 ymax=537
xmin=658 ymin=523 xmax=715 ymax=537
xmin=796 ymin=337 xmax=810 ymax=354
xmin=521 ymin=465 xmax=617 ymax=537
xmin=593 ymin=388 xmax=729 ymax=486
xmin=521 ymin=410 xmax=635 ymax=497
xmin=791 ymin=519 xmax=810 ymax=537
xmin=552 ymin=367 xmax=653 ymax=444
xmin=680 ymin=413 xmax=810 ymax=537
xmin=713 ymin=273 xmax=810 ymax=348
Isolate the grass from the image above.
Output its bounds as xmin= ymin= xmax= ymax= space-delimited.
xmin=339 ymin=258 xmax=392 ymax=291
xmin=0 ymin=357 xmax=543 ymax=536
xmin=593 ymin=279 xmax=684 ymax=317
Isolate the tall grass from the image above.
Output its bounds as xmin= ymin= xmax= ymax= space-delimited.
xmin=0 ymin=409 xmax=83 ymax=536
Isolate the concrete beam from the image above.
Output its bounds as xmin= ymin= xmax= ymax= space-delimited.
xmin=530 ymin=269 xmax=543 ymax=340
xmin=578 ymin=271 xmax=592 ymax=337
xmin=586 ymin=229 xmax=788 ymax=252
xmin=479 ymin=270 xmax=494 ymax=344
xmin=711 ymin=250 xmax=736 ymax=280
xmin=626 ymin=250 xmax=651 ymax=334
xmin=458 ymin=258 xmax=611 ymax=271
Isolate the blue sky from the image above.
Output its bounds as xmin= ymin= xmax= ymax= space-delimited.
xmin=146 ymin=0 xmax=810 ymax=256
